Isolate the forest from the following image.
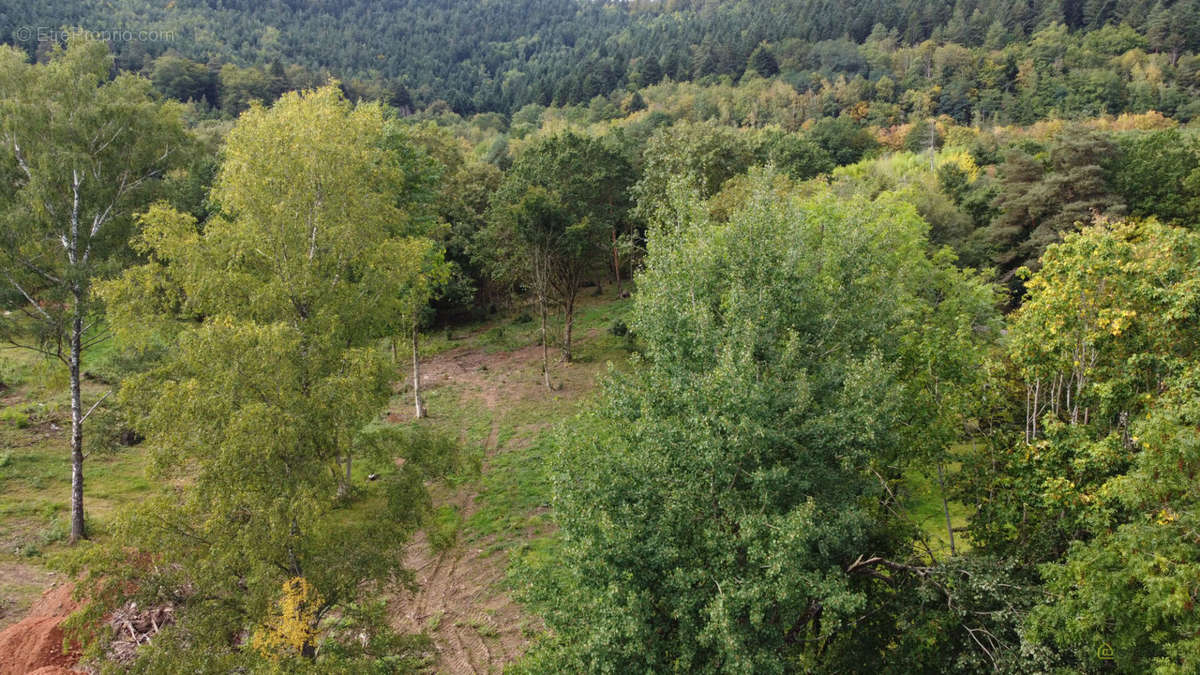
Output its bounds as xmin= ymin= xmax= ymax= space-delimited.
xmin=2 ymin=1 xmax=1200 ymax=673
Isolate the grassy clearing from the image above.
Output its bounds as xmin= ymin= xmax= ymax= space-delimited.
xmin=409 ymin=289 xmax=636 ymax=552
xmin=0 ymin=340 xmax=155 ymax=624
xmin=900 ymin=455 xmax=972 ymax=556
xmin=0 ymin=345 xmax=152 ymax=558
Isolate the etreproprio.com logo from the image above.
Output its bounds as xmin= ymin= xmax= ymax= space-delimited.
xmin=13 ymin=26 xmax=176 ymax=43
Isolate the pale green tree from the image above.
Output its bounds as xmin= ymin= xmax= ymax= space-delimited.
xmin=71 ymin=86 xmax=456 ymax=668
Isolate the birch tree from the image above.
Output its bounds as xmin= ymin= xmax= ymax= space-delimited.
xmin=79 ymin=86 xmax=456 ymax=668
xmin=0 ymin=36 xmax=189 ymax=543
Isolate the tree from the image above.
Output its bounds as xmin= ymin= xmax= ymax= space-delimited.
xmin=395 ymin=241 xmax=450 ymax=419
xmin=748 ymin=43 xmax=780 ymax=77
xmin=988 ymin=127 xmax=1125 ymax=290
xmin=624 ymin=90 xmax=647 ymax=113
xmin=961 ymin=219 xmax=1200 ymax=568
xmin=477 ymin=187 xmax=603 ymax=388
xmin=633 ymin=120 xmax=755 ymax=227
xmin=952 ymin=220 xmax=1200 ymax=669
xmin=0 ymin=36 xmax=190 ymax=543
xmin=636 ymin=56 xmax=663 ymax=87
xmin=378 ymin=121 xmax=450 ymax=420
xmin=74 ymin=86 xmax=457 ymax=667
xmin=217 ymin=63 xmax=279 ymax=116
xmin=149 ymin=53 xmax=217 ymax=106
xmin=520 ymin=174 xmax=1001 ymax=671
xmin=806 ymin=116 xmax=880 ymax=166
xmin=753 ymin=128 xmax=835 ymax=180
xmin=904 ymin=118 xmax=943 ymax=158
xmin=1028 ymin=365 xmax=1200 ymax=671
xmin=407 ymin=124 xmax=503 ymax=317
xmin=1109 ymin=128 xmax=1200 ymax=225
xmin=479 ymin=132 xmax=632 ymax=366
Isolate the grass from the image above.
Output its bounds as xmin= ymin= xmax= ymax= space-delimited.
xmin=417 ymin=285 xmax=635 ymax=361
xmin=0 ymin=344 xmax=154 ymax=560
xmin=0 ymin=339 xmax=156 ymax=624
xmin=410 ymin=288 xmax=636 ymax=553
xmin=900 ymin=452 xmax=972 ymax=556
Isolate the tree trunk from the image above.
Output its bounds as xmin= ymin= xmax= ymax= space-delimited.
xmin=612 ymin=227 xmax=622 ymax=297
xmin=338 ymin=455 xmax=351 ymax=499
xmin=562 ymin=294 xmax=575 ymax=363
xmin=412 ymin=323 xmax=426 ymax=419
xmin=540 ymin=299 xmax=551 ymax=390
xmin=936 ymin=461 xmax=956 ymax=556
xmin=68 ymin=294 xmax=86 ymax=544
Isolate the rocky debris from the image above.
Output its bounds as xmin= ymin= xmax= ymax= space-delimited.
xmin=106 ymin=602 xmax=175 ymax=665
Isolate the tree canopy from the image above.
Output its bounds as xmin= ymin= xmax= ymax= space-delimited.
xmin=69 ymin=86 xmax=458 ymax=669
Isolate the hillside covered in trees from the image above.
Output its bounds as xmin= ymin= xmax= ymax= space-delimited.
xmin=6 ymin=0 xmax=1200 ymax=116
xmin=3 ymin=1 xmax=1200 ymax=672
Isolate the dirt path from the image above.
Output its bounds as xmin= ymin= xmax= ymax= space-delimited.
xmin=389 ymin=345 xmax=546 ymax=673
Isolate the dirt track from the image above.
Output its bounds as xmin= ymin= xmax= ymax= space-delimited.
xmin=389 ymin=344 xmax=548 ymax=673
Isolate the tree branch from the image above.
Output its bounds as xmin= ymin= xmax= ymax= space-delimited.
xmin=80 ymin=389 xmax=112 ymax=424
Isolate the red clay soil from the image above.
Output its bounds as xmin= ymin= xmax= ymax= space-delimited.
xmin=0 ymin=584 xmax=83 ymax=675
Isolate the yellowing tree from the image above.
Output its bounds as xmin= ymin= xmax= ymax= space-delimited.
xmin=72 ymin=86 xmax=456 ymax=670
xmin=252 ymin=577 xmax=323 ymax=659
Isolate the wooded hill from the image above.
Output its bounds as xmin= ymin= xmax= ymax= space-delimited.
xmin=6 ymin=0 xmax=1200 ymax=115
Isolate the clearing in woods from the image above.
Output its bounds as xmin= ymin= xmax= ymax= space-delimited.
xmin=383 ymin=291 xmax=637 ymax=672
xmin=0 ymin=287 xmax=966 ymax=671
xmin=0 ymin=288 xmax=637 ymax=672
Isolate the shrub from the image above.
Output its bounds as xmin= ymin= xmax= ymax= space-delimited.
xmin=0 ymin=406 xmax=30 ymax=428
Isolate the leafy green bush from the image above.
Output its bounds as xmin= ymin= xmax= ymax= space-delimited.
xmin=0 ymin=406 xmax=30 ymax=428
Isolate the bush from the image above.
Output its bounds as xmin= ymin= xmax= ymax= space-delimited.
xmin=0 ymin=406 xmax=30 ymax=428
xmin=483 ymin=326 xmax=507 ymax=346
xmin=39 ymin=516 xmax=68 ymax=545
xmin=607 ymin=319 xmax=629 ymax=337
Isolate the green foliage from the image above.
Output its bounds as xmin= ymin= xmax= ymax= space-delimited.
xmin=0 ymin=408 xmax=29 ymax=429
xmin=0 ymin=33 xmax=190 ymax=356
xmin=633 ymin=121 xmax=756 ymax=226
xmin=1109 ymin=128 xmax=1200 ymax=224
xmin=1028 ymin=366 xmax=1200 ymax=673
xmin=753 ymin=128 xmax=834 ymax=180
xmin=522 ymin=173 xmax=1000 ymax=671
xmin=71 ymin=86 xmax=457 ymax=667
xmin=962 ymin=218 xmax=1200 ymax=565
xmin=988 ymin=126 xmax=1126 ymax=289
xmin=807 ymin=117 xmax=880 ymax=167
xmin=493 ymin=131 xmax=634 ymax=239
xmin=0 ymin=33 xmax=193 ymax=541
xmin=747 ymin=43 xmax=780 ymax=78
xmin=1007 ymin=221 xmax=1200 ymax=668
xmin=477 ymin=132 xmax=628 ymax=363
